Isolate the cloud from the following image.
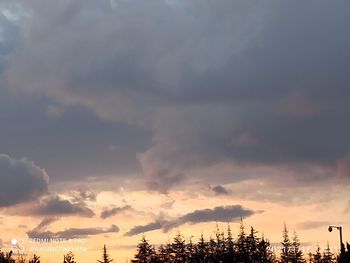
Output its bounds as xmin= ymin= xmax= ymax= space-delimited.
xmin=0 ymin=153 xmax=49 ymax=207
xmin=100 ymin=205 xmax=132 ymax=219
xmin=212 ymin=185 xmax=229 ymax=195
xmin=125 ymin=205 xmax=257 ymax=236
xmin=27 ymin=218 xmax=119 ymax=239
xmin=29 ymin=195 xmax=95 ymax=217
xmin=162 ymin=205 xmax=258 ymax=232
xmin=125 ymin=221 xmax=163 ymax=237
xmin=1 ymin=0 xmax=350 ymax=193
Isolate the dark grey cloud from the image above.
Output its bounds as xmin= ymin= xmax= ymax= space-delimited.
xmin=125 ymin=221 xmax=163 ymax=237
xmin=1 ymin=0 xmax=350 ymax=193
xmin=100 ymin=205 xmax=132 ymax=219
xmin=27 ymin=217 xmax=119 ymax=239
xmin=0 ymin=153 xmax=48 ymax=207
xmin=30 ymin=195 xmax=95 ymax=217
xmin=296 ymin=221 xmax=331 ymax=230
xmin=125 ymin=205 xmax=257 ymax=236
xmin=0 ymin=94 xmax=150 ymax=182
xmin=162 ymin=205 xmax=258 ymax=232
xmin=212 ymin=185 xmax=229 ymax=196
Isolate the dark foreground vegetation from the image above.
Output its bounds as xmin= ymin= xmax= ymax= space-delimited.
xmin=1 ymin=222 xmax=349 ymax=262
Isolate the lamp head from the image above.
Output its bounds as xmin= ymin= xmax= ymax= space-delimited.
xmin=328 ymin=226 xmax=333 ymax=232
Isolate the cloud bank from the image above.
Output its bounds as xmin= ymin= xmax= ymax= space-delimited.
xmin=0 ymin=154 xmax=48 ymax=207
xmin=1 ymin=0 xmax=350 ymax=194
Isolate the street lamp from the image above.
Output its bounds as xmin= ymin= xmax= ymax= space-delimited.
xmin=328 ymin=225 xmax=344 ymax=255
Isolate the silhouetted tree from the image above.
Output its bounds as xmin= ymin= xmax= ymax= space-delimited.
xmin=133 ymin=236 xmax=156 ymax=263
xmin=281 ymin=223 xmax=292 ymax=263
xmin=194 ymin=233 xmax=207 ymax=262
xmin=246 ymin=226 xmax=260 ymax=262
xmin=63 ymin=252 xmax=76 ymax=263
xmin=213 ymin=224 xmax=225 ymax=262
xmin=158 ymin=244 xmax=171 ymax=262
xmin=223 ymin=225 xmax=235 ymax=262
xmin=170 ymin=232 xmax=187 ymax=262
xmin=28 ymin=254 xmax=40 ymax=263
xmin=16 ymin=255 xmax=26 ymax=263
xmin=257 ymin=235 xmax=275 ymax=263
xmin=98 ymin=245 xmax=113 ymax=263
xmin=290 ymin=231 xmax=305 ymax=263
xmin=236 ymin=218 xmax=249 ymax=262
xmin=0 ymin=250 xmax=14 ymax=263
xmin=322 ymin=242 xmax=335 ymax=263
xmin=311 ymin=245 xmax=322 ymax=263
xmin=186 ymin=236 xmax=196 ymax=262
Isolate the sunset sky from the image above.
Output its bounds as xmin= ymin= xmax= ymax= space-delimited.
xmin=0 ymin=0 xmax=350 ymax=262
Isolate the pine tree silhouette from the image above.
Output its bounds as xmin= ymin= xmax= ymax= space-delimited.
xmin=29 ymin=254 xmax=40 ymax=263
xmin=98 ymin=245 xmax=113 ymax=263
xmin=311 ymin=244 xmax=322 ymax=263
xmin=290 ymin=231 xmax=306 ymax=263
xmin=133 ymin=236 xmax=156 ymax=263
xmin=281 ymin=222 xmax=292 ymax=263
xmin=63 ymin=252 xmax=76 ymax=263
xmin=223 ymin=225 xmax=235 ymax=262
xmin=170 ymin=232 xmax=187 ymax=263
xmin=236 ymin=218 xmax=248 ymax=262
xmin=257 ymin=235 xmax=275 ymax=263
xmin=0 ymin=250 xmax=14 ymax=263
xmin=322 ymin=242 xmax=335 ymax=263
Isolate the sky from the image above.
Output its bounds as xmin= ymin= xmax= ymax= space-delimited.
xmin=0 ymin=0 xmax=350 ymax=261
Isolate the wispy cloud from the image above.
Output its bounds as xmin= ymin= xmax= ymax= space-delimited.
xmin=100 ymin=205 xmax=133 ymax=219
xmin=125 ymin=205 xmax=258 ymax=236
xmin=27 ymin=218 xmax=119 ymax=239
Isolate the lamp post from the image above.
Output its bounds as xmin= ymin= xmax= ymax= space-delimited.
xmin=328 ymin=225 xmax=344 ymax=255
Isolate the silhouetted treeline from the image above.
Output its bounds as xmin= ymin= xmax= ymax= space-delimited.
xmin=132 ymin=222 xmax=350 ymax=263
xmin=1 ymin=222 xmax=349 ymax=262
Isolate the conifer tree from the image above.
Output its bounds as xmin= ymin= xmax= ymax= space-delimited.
xmin=186 ymin=236 xmax=196 ymax=261
xmin=257 ymin=236 xmax=275 ymax=263
xmin=171 ymin=232 xmax=187 ymax=263
xmin=246 ymin=226 xmax=260 ymax=262
xmin=207 ymin=236 xmax=217 ymax=261
xmin=196 ymin=233 xmax=207 ymax=261
xmin=224 ymin=224 xmax=235 ymax=262
xmin=63 ymin=252 xmax=76 ymax=263
xmin=133 ymin=236 xmax=156 ymax=263
xmin=236 ymin=218 xmax=248 ymax=262
xmin=213 ymin=224 xmax=225 ymax=262
xmin=98 ymin=245 xmax=113 ymax=263
xmin=312 ymin=245 xmax=322 ymax=263
xmin=290 ymin=231 xmax=305 ymax=263
xmin=29 ymin=254 xmax=40 ymax=263
xmin=158 ymin=244 xmax=171 ymax=262
xmin=322 ymin=242 xmax=335 ymax=263
xmin=281 ymin=223 xmax=292 ymax=263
